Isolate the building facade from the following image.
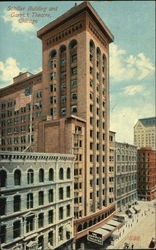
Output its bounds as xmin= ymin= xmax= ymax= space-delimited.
xmin=137 ymin=147 xmax=156 ymax=201
xmin=134 ymin=117 xmax=156 ymax=150
xmin=0 ymin=152 xmax=74 ymax=250
xmin=0 ymin=2 xmax=116 ymax=239
xmin=115 ymin=142 xmax=137 ymax=212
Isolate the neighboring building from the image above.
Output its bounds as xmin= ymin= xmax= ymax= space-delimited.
xmin=137 ymin=147 xmax=156 ymax=201
xmin=115 ymin=142 xmax=137 ymax=212
xmin=0 ymin=1 xmax=116 ymax=241
xmin=134 ymin=117 xmax=156 ymax=150
xmin=0 ymin=151 xmax=74 ymax=250
xmin=109 ymin=131 xmax=116 ymax=205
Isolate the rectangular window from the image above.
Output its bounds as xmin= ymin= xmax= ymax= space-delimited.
xmin=13 ymin=221 xmax=21 ymax=238
xmin=48 ymin=210 xmax=53 ymax=224
xmin=61 ymin=83 xmax=66 ymax=91
xmin=38 ymin=191 xmax=44 ymax=206
xmin=50 ymin=108 xmax=56 ymax=116
xmin=0 ymin=225 xmax=6 ymax=243
xmin=59 ymin=207 xmax=64 ymax=220
xmin=61 ymin=108 xmax=66 ymax=115
xmin=48 ymin=231 xmax=53 ymax=246
xmin=61 ymin=71 xmax=66 ymax=79
xmin=50 ymin=72 xmax=56 ymax=80
xmin=50 ymin=84 xmax=56 ymax=92
xmin=71 ymin=54 xmax=77 ymax=63
xmin=60 ymin=58 xmax=65 ymax=66
xmin=71 ymin=79 xmax=77 ymax=88
xmin=61 ymin=96 xmax=66 ymax=103
xmin=38 ymin=213 xmax=44 ymax=228
xmin=50 ymin=96 xmax=56 ymax=104
xmin=66 ymin=205 xmax=70 ymax=217
xmin=71 ymin=67 xmax=77 ymax=75
xmin=48 ymin=189 xmax=53 ymax=203
xmin=50 ymin=59 xmax=56 ymax=69
xmin=26 ymin=216 xmax=34 ymax=233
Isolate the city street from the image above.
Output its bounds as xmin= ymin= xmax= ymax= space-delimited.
xmin=108 ymin=200 xmax=156 ymax=249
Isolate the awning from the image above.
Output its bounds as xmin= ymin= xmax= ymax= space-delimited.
xmin=101 ymin=224 xmax=115 ymax=231
xmin=88 ymin=217 xmax=124 ymax=245
xmin=106 ymin=219 xmax=121 ymax=227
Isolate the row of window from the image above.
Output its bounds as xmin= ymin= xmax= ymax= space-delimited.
xmin=50 ymin=105 xmax=77 ymax=116
xmin=0 ymin=214 xmax=71 ymax=244
xmin=0 ymin=187 xmax=71 ymax=215
xmin=0 ymin=167 xmax=71 ymax=187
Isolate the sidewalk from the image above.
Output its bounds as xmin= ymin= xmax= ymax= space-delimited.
xmin=107 ymin=201 xmax=156 ymax=249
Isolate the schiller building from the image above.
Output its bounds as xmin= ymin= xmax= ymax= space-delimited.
xmin=0 ymin=2 xmax=116 ymax=240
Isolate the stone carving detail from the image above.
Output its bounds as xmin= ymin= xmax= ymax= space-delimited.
xmin=89 ymin=22 xmax=107 ymax=48
xmin=45 ymin=21 xmax=83 ymax=48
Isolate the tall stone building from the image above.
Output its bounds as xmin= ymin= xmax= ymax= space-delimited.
xmin=134 ymin=117 xmax=156 ymax=150
xmin=115 ymin=142 xmax=137 ymax=212
xmin=0 ymin=2 xmax=116 ymax=239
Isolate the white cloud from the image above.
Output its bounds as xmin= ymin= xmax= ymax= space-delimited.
xmin=0 ymin=57 xmax=26 ymax=88
xmin=2 ymin=10 xmax=36 ymax=32
xmin=110 ymin=44 xmax=154 ymax=82
xmin=110 ymin=104 xmax=155 ymax=144
xmin=123 ymin=85 xmax=144 ymax=96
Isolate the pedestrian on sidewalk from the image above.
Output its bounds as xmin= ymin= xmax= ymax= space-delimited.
xmin=131 ymin=243 xmax=134 ymax=249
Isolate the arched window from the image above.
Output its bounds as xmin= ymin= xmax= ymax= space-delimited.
xmin=49 ymin=49 xmax=57 ymax=58
xmin=89 ymin=220 xmax=93 ymax=227
xmin=14 ymin=195 xmax=21 ymax=212
xmin=69 ymin=39 xmax=77 ymax=49
xmin=27 ymin=193 xmax=33 ymax=209
xmin=90 ymin=40 xmax=95 ymax=53
xmin=49 ymin=168 xmax=54 ymax=181
xmin=96 ymin=47 xmax=101 ymax=56
xmin=39 ymin=168 xmax=44 ymax=182
xmin=14 ymin=169 xmax=21 ymax=186
xmin=27 ymin=169 xmax=34 ymax=184
xmin=67 ymin=168 xmax=71 ymax=179
xmin=59 ymin=168 xmax=64 ymax=180
xmin=0 ymin=170 xmax=7 ymax=187
xmin=83 ymin=222 xmax=88 ymax=229
xmin=60 ymin=45 xmax=66 ymax=53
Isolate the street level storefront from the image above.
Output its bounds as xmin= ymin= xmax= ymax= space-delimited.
xmin=87 ymin=216 xmax=125 ymax=246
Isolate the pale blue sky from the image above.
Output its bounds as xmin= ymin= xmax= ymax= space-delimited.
xmin=0 ymin=1 xmax=155 ymax=143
